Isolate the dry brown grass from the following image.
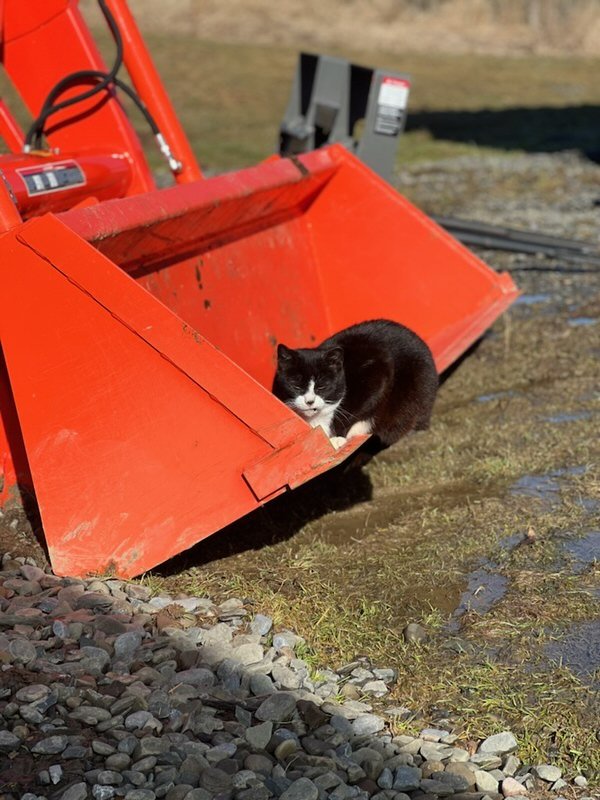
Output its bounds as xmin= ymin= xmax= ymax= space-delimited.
xmin=123 ymin=0 xmax=600 ymax=57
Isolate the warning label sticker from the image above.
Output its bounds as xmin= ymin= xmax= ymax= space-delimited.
xmin=17 ymin=160 xmax=86 ymax=197
xmin=375 ymin=77 xmax=411 ymax=136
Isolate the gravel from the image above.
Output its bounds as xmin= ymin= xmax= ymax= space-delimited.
xmin=1 ymin=550 xmax=590 ymax=800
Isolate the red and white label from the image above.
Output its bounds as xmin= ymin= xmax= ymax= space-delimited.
xmin=378 ymin=77 xmax=410 ymax=110
xmin=17 ymin=160 xmax=86 ymax=197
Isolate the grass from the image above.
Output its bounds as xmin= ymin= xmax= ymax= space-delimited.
xmin=142 ymin=295 xmax=600 ymax=782
xmin=19 ymin=31 xmax=588 ymax=173
xmin=139 ymin=39 xmax=600 ymax=171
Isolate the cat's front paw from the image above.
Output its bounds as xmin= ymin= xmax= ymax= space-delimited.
xmin=329 ymin=436 xmax=347 ymax=450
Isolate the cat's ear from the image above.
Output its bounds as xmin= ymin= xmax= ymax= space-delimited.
xmin=325 ymin=347 xmax=343 ymax=369
xmin=277 ymin=343 xmax=295 ymax=363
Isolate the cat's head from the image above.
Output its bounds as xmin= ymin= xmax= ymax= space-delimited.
xmin=273 ymin=343 xmax=345 ymax=421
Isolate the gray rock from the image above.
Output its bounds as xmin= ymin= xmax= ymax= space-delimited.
xmin=64 ymin=746 xmax=89 ymax=760
xmin=403 ymin=623 xmax=427 ymax=644
xmin=232 ymin=642 xmax=264 ymax=665
xmin=372 ymin=668 xmax=397 ymax=684
xmin=280 ymin=777 xmax=319 ymax=800
xmin=80 ymin=646 xmax=111 ymax=673
xmin=532 ymin=764 xmax=561 ymax=782
xmin=105 ymin=753 xmax=131 ymax=771
xmin=250 ymin=672 xmax=276 ymax=696
xmin=331 ymin=715 xmax=354 ymax=736
xmin=32 ymin=735 xmax=69 ymax=754
xmin=199 ymin=766 xmax=233 ymax=793
xmin=420 ymin=727 xmax=450 ymax=742
xmin=475 ymin=769 xmax=500 ymax=793
xmin=177 ymin=755 xmax=206 ymax=787
xmin=131 ymin=756 xmax=158 ymax=773
xmin=377 ymin=767 xmax=394 ymax=789
xmin=114 ymin=631 xmax=143 ymax=660
xmin=170 ymin=596 xmax=205 ymax=613
xmin=245 ymin=720 xmax=273 ymax=750
xmin=125 ymin=584 xmax=152 ymax=601
xmin=432 ymin=768 xmax=473 ymax=791
xmin=272 ymin=663 xmax=301 ymax=689
xmin=200 ymin=623 xmax=233 ymax=646
xmin=245 ymin=753 xmax=274 ymax=775
xmin=503 ymin=755 xmax=521 ymax=776
xmin=19 ymin=704 xmax=44 ymax=724
xmin=352 ymin=747 xmax=384 ymax=780
xmin=96 ymin=771 xmax=124 ymax=786
xmin=393 ymin=766 xmax=422 ymax=792
xmin=124 ymin=711 xmax=162 ymax=733
xmin=272 ymin=630 xmax=302 ymax=651
xmin=60 ymin=782 xmax=89 ymax=800
xmin=9 ymin=638 xmax=36 ymax=663
xmin=181 ymin=791 xmax=211 ymax=800
xmin=147 ymin=597 xmax=173 ymax=611
xmin=0 ymin=730 xmax=21 ymax=751
xmin=173 ymin=667 xmax=215 ymax=689
xmin=502 ymin=776 xmax=528 ymax=797
xmin=351 ymin=714 xmax=385 ymax=736
xmin=444 ymin=763 xmax=476 ymax=788
xmin=92 ymin=787 xmax=116 ymax=800
xmin=236 ymin=787 xmax=272 ymax=800
xmin=92 ymin=741 xmax=116 ymax=757
xmin=479 ymin=731 xmax=518 ymax=756
xmin=420 ymin=778 xmax=455 ymax=795
xmin=255 ymin=692 xmax=297 ymax=722
xmin=250 ymin=614 xmax=273 ymax=636
xmin=49 ymin=765 xmax=64 ymax=784
xmin=394 ymin=736 xmax=423 ymax=755
xmin=470 ymin=753 xmax=503 ymax=769
xmin=15 ymin=684 xmax=51 ymax=703
xmin=420 ymin=742 xmax=453 ymax=761
xmin=574 ymin=776 xmax=588 ymax=788
xmin=361 ymin=680 xmax=388 ymax=696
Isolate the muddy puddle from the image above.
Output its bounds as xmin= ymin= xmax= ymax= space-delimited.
xmin=542 ymin=411 xmax=592 ymax=423
xmin=513 ymin=292 xmax=552 ymax=306
xmin=562 ymin=530 xmax=600 ymax=574
xmin=544 ymin=621 xmax=600 ymax=685
xmin=568 ymin=316 xmax=598 ymax=327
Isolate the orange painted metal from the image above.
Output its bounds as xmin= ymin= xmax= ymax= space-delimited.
xmin=59 ymin=146 xmax=519 ymax=382
xmin=105 ymin=0 xmax=202 ymax=184
xmin=0 ymin=214 xmax=366 ymax=576
xmin=2 ymin=0 xmax=154 ymax=196
xmin=0 ymin=0 xmax=519 ymax=578
xmin=0 ymin=151 xmax=133 ymax=218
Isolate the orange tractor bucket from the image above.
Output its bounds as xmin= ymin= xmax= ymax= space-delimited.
xmin=0 ymin=0 xmax=518 ymax=578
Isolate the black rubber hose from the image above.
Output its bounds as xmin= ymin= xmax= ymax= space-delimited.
xmin=25 ymin=0 xmax=123 ymax=149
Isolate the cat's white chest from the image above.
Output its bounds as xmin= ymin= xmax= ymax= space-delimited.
xmin=307 ymin=404 xmax=338 ymax=436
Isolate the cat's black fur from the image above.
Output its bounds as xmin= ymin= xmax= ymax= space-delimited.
xmin=273 ymin=319 xmax=438 ymax=449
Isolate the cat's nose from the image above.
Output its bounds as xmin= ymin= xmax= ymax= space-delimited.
xmin=306 ymin=397 xmax=315 ymax=406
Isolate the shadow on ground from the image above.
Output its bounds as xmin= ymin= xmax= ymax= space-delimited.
xmin=406 ymin=105 xmax=600 ymax=161
xmin=158 ymin=463 xmax=374 ymax=576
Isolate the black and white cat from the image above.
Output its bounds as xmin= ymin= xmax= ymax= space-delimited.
xmin=273 ymin=319 xmax=438 ymax=450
